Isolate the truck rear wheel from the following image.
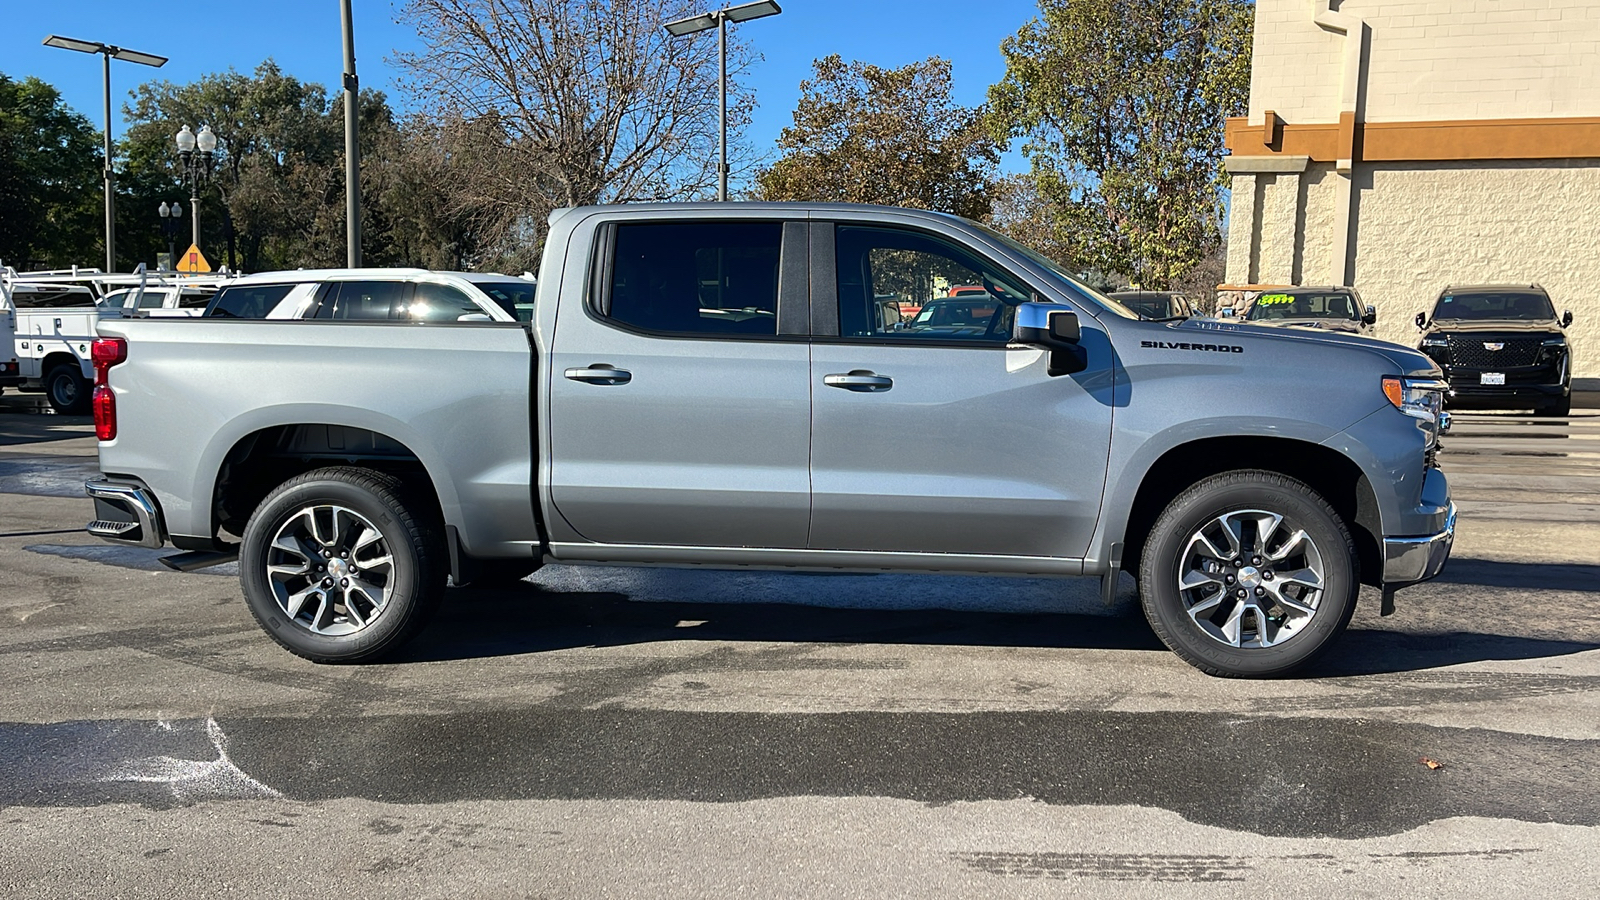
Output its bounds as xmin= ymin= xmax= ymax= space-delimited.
xmin=1138 ymin=470 xmax=1358 ymax=678
xmin=45 ymin=364 xmax=90 ymax=415
xmin=239 ymin=466 xmax=446 ymax=663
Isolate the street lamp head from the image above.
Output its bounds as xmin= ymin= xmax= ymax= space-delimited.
xmin=170 ymin=202 xmax=181 ymax=219
xmin=42 ymin=35 xmax=105 ymax=54
xmin=175 ymin=124 xmax=196 ymax=153
xmin=723 ymin=1 xmax=782 ymax=23
xmin=664 ymin=12 xmax=717 ymax=36
xmin=110 ymin=47 xmax=168 ymax=68
xmin=159 ymin=202 xmax=170 ymax=217
xmin=196 ymin=124 xmax=218 ymax=154
xmin=42 ymin=35 xmax=167 ymax=67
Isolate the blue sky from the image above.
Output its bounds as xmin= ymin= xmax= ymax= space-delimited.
xmin=4 ymin=0 xmax=1044 ymax=171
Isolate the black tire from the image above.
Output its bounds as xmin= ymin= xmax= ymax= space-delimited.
xmin=1535 ymin=398 xmax=1571 ymax=417
xmin=239 ymin=466 xmax=446 ymax=663
xmin=45 ymin=364 xmax=90 ymax=415
xmin=1138 ymin=470 xmax=1359 ymax=678
xmin=455 ymin=558 xmax=541 ymax=589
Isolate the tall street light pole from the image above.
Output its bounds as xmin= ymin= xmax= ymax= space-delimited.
xmin=663 ymin=1 xmax=781 ymax=202
xmin=41 ymin=35 xmax=168 ymax=273
xmin=341 ymin=0 xmax=362 ymax=267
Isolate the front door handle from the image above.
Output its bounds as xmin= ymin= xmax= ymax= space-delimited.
xmin=824 ymin=370 xmax=893 ymax=392
xmin=564 ymin=364 xmax=632 ymax=385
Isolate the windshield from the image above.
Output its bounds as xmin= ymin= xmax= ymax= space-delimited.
xmin=964 ymin=220 xmax=1139 ymax=319
xmin=1246 ymin=290 xmax=1359 ymax=321
xmin=1433 ymin=290 xmax=1556 ymax=321
xmin=1112 ymin=293 xmax=1188 ymax=319
xmin=473 ymin=281 xmax=536 ymax=322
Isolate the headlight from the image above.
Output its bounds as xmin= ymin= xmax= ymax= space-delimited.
xmin=1383 ymin=376 xmax=1446 ymax=446
xmin=1542 ymin=336 xmax=1566 ymax=346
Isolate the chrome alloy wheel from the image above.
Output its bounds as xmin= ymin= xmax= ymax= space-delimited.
xmin=266 ymin=504 xmax=394 ymax=636
xmin=1176 ymin=509 xmax=1326 ymax=649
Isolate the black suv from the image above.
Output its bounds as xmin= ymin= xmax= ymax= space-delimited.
xmin=1415 ymin=284 xmax=1575 ymax=416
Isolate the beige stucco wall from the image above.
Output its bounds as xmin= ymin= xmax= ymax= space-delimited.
xmin=1250 ymin=0 xmax=1600 ymax=126
xmin=1349 ymin=161 xmax=1600 ymax=376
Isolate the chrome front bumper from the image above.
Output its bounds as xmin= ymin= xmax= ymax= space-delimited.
xmin=85 ymin=480 xmax=165 ymax=549
xmin=1382 ymin=502 xmax=1457 ymax=584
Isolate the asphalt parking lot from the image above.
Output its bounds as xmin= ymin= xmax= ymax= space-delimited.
xmin=2 ymin=395 xmax=1598 ymax=898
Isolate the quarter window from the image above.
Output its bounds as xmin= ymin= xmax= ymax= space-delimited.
xmin=206 ymin=283 xmax=295 ymax=318
xmin=605 ymin=222 xmax=782 ymax=337
xmin=836 ymin=226 xmax=1028 ymax=342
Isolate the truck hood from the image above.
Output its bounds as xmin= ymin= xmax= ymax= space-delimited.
xmin=1179 ymin=317 xmax=1440 ymax=376
xmin=1249 ymin=317 xmax=1365 ymax=334
xmin=1424 ymin=317 xmax=1564 ymax=337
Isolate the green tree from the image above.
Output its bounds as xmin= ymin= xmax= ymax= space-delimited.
xmin=0 ymin=74 xmax=102 ymax=269
xmin=120 ymin=61 xmax=467 ymax=273
xmin=758 ymin=55 xmax=999 ymax=219
xmin=987 ymin=0 xmax=1252 ymax=288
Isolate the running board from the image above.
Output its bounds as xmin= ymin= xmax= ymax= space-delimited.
xmin=159 ymin=549 xmax=239 ymax=572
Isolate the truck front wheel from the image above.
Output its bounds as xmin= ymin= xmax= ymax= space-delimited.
xmin=45 ymin=364 xmax=90 ymax=415
xmin=239 ymin=466 xmax=447 ymax=663
xmin=1138 ymin=470 xmax=1359 ymax=678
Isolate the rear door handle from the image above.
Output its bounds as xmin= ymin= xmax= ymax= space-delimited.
xmin=824 ymin=370 xmax=893 ymax=392
xmin=564 ymin=364 xmax=632 ymax=385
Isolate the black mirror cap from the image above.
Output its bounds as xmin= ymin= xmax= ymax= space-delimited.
xmin=1415 ymin=311 xmax=1428 ymax=329
xmin=1563 ymin=310 xmax=1574 ymax=327
xmin=1048 ymin=309 xmax=1081 ymax=343
xmin=1363 ymin=305 xmax=1377 ymax=325
xmin=1013 ymin=303 xmax=1081 ymax=350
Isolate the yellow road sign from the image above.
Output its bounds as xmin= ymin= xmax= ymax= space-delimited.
xmin=177 ymin=244 xmax=212 ymax=274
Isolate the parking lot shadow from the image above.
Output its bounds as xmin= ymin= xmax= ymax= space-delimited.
xmin=0 ymin=414 xmax=95 ymax=446
xmin=1430 ymin=557 xmax=1600 ymax=593
xmin=1311 ymin=628 xmax=1600 ymax=677
xmin=394 ymin=586 xmax=1168 ymax=664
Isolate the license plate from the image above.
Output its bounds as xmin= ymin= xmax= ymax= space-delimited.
xmin=1481 ymin=372 xmax=1506 ymax=385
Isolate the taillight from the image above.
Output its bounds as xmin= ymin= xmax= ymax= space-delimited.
xmin=91 ymin=338 xmax=126 ymax=442
xmin=93 ymin=385 xmax=117 ymax=440
xmin=92 ymin=338 xmax=126 ymax=383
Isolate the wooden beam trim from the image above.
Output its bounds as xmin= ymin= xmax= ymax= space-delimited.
xmin=1225 ymin=116 xmax=1600 ymax=163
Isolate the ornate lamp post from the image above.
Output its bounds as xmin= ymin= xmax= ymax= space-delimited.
xmin=173 ymin=124 xmax=217 ymax=247
xmin=157 ymin=201 xmax=182 ymax=269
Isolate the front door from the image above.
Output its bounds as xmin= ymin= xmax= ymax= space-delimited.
xmin=808 ymin=223 xmax=1114 ymax=559
xmin=547 ymin=218 xmax=813 ymax=548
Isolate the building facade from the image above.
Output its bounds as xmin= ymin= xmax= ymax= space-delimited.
xmin=1225 ymin=0 xmax=1600 ymax=377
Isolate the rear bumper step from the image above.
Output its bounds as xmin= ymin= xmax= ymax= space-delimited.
xmin=84 ymin=480 xmax=164 ymax=549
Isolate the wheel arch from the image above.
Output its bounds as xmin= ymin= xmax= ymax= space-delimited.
xmin=1118 ymin=436 xmax=1383 ymax=588
xmin=195 ymin=412 xmax=460 ymax=552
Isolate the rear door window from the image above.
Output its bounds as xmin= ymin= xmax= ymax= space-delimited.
xmin=604 ymin=222 xmax=782 ymax=337
xmin=312 ymin=281 xmax=411 ymax=320
xmin=402 ymin=282 xmax=485 ymax=321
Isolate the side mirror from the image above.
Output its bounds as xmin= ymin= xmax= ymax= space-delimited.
xmin=1363 ymin=305 xmax=1377 ymax=325
xmin=457 ymin=313 xmax=491 ymax=322
xmin=1013 ymin=302 xmax=1087 ymax=376
xmin=1219 ymin=307 xmax=1236 ymax=318
xmin=1414 ymin=311 xmax=1427 ymax=329
xmin=1562 ymin=310 xmax=1574 ymax=328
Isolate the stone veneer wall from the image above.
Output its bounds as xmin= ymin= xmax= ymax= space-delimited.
xmin=1349 ymin=161 xmax=1600 ymax=376
xmin=1250 ymin=0 xmax=1600 ymax=127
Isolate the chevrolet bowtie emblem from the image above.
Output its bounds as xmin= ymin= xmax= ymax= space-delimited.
xmin=1484 ymin=342 xmax=1504 ymax=351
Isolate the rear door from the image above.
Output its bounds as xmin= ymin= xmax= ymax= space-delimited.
xmin=807 ymin=221 xmax=1114 ymax=559
xmin=546 ymin=217 xmax=813 ymax=548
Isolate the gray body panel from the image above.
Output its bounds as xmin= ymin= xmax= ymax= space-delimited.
xmin=95 ymin=202 xmax=1451 ymax=589
xmin=93 ymin=318 xmax=537 ymax=556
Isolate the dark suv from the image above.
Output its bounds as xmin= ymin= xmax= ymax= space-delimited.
xmin=1415 ymin=284 xmax=1575 ymax=416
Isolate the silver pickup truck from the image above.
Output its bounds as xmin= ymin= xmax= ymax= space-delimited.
xmin=84 ymin=203 xmax=1455 ymax=677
